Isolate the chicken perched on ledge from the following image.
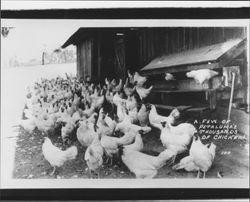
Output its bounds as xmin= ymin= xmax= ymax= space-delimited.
xmin=186 ymin=69 xmax=219 ymax=86
xmin=165 ymin=72 xmax=175 ymax=81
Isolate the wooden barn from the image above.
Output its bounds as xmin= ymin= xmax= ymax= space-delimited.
xmin=62 ymin=27 xmax=248 ymax=134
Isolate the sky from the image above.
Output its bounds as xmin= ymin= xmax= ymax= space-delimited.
xmin=1 ymin=20 xmax=79 ymax=66
xmin=1 ymin=18 xmax=249 ymax=67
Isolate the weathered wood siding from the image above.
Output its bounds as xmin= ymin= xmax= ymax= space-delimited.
xmin=77 ymin=38 xmax=94 ymax=79
xmin=138 ymin=27 xmax=247 ymax=69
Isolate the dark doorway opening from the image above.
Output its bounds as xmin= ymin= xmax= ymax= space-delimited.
xmin=125 ymin=30 xmax=140 ymax=73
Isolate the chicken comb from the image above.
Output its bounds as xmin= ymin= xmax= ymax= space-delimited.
xmin=160 ymin=121 xmax=167 ymax=128
xmin=194 ymin=132 xmax=199 ymax=140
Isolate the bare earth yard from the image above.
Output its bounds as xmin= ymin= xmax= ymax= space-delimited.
xmin=12 ymin=122 xmax=249 ymax=179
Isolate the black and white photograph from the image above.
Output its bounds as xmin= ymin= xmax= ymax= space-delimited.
xmin=1 ymin=1 xmax=249 ymax=191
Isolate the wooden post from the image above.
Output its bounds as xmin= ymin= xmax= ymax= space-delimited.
xmin=208 ymin=90 xmax=217 ymax=110
xmin=227 ymin=72 xmax=236 ymax=120
xmin=42 ymin=52 xmax=45 ymax=65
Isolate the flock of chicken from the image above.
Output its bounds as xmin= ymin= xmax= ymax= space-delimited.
xmin=19 ymin=69 xmax=218 ymax=179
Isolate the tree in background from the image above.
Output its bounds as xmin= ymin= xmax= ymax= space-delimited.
xmin=1 ymin=27 xmax=14 ymax=38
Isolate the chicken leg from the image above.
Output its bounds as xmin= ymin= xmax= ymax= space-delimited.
xmin=166 ymin=155 xmax=176 ymax=166
xmin=50 ymin=166 xmax=57 ymax=176
xmin=196 ymin=170 xmax=200 ymax=178
xmin=203 ymin=172 xmax=206 ymax=179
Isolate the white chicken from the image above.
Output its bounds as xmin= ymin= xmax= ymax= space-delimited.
xmin=84 ymin=133 xmax=104 ymax=178
xmin=173 ymin=135 xmax=217 ymax=178
xmin=172 ymin=155 xmax=199 ymax=172
xmin=72 ymin=110 xmax=82 ymax=123
xmin=35 ymin=115 xmax=55 ymax=133
xmin=127 ymin=70 xmax=135 ymax=84
xmin=104 ymin=114 xmax=117 ymax=134
xmin=116 ymin=101 xmax=126 ymax=123
xmin=165 ymin=73 xmax=175 ymax=81
xmin=100 ymin=133 xmax=121 ymax=165
xmin=160 ymin=121 xmax=197 ymax=156
xmin=23 ymin=108 xmax=33 ymax=119
xmin=124 ymin=131 xmax=144 ymax=152
xmin=82 ymin=103 xmax=95 ymax=118
xmin=119 ymin=147 xmax=176 ymax=178
xmin=133 ymin=72 xmax=147 ymax=87
xmin=72 ymin=93 xmax=81 ymax=111
xmin=76 ymin=120 xmax=97 ymax=147
xmin=42 ymin=137 xmax=78 ymax=175
xmin=86 ymin=112 xmax=98 ymax=124
xmin=123 ymin=78 xmax=136 ymax=97
xmin=113 ymin=92 xmax=126 ymax=106
xmin=113 ymin=79 xmax=123 ymax=92
xmin=126 ymin=95 xmax=138 ymax=111
xmin=61 ymin=122 xmax=75 ymax=145
xmin=189 ymin=135 xmax=216 ymax=178
xmin=128 ymin=107 xmax=138 ymax=124
xmin=17 ymin=116 xmax=37 ymax=133
xmin=24 ymin=96 xmax=33 ymax=109
xmin=96 ymin=111 xmax=114 ymax=137
xmin=186 ymin=69 xmax=219 ymax=85
xmin=149 ymin=105 xmax=180 ymax=129
xmin=135 ymin=85 xmax=153 ymax=100
xmin=115 ymin=110 xmax=151 ymax=134
xmin=137 ymin=104 xmax=150 ymax=127
xmin=93 ymin=95 xmax=104 ymax=110
xmin=115 ymin=130 xmax=138 ymax=146
xmin=105 ymin=90 xmax=114 ymax=104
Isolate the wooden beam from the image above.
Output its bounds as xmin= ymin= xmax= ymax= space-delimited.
xmin=216 ymin=88 xmax=244 ymax=100
xmin=208 ymin=90 xmax=217 ymax=109
xmin=155 ymin=104 xmax=193 ymax=111
xmin=141 ymin=62 xmax=219 ymax=75
xmin=152 ymin=89 xmax=214 ymax=93
xmin=153 ymin=76 xmax=223 ymax=91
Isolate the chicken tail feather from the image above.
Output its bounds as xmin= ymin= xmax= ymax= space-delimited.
xmin=65 ymin=146 xmax=78 ymax=160
xmin=172 ymin=162 xmax=183 ymax=170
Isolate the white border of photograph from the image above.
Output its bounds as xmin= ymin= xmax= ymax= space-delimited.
xmin=1 ymin=18 xmax=249 ymax=189
xmin=1 ymin=1 xmax=249 ymax=10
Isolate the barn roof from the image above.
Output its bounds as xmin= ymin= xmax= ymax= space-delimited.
xmin=141 ymin=37 xmax=246 ymax=74
xmin=61 ymin=27 xmax=139 ymax=48
xmin=61 ymin=28 xmax=94 ymax=48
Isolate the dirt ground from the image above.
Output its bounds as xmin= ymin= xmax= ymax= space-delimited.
xmin=12 ymin=121 xmax=249 ymax=179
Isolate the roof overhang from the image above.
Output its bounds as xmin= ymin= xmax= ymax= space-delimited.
xmin=141 ymin=38 xmax=247 ymax=75
xmin=61 ymin=27 xmax=141 ymax=48
xmin=61 ymin=28 xmax=95 ymax=48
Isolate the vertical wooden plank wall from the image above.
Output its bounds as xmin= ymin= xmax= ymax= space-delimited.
xmin=76 ymin=44 xmax=81 ymax=79
xmin=78 ymin=38 xmax=94 ymax=80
